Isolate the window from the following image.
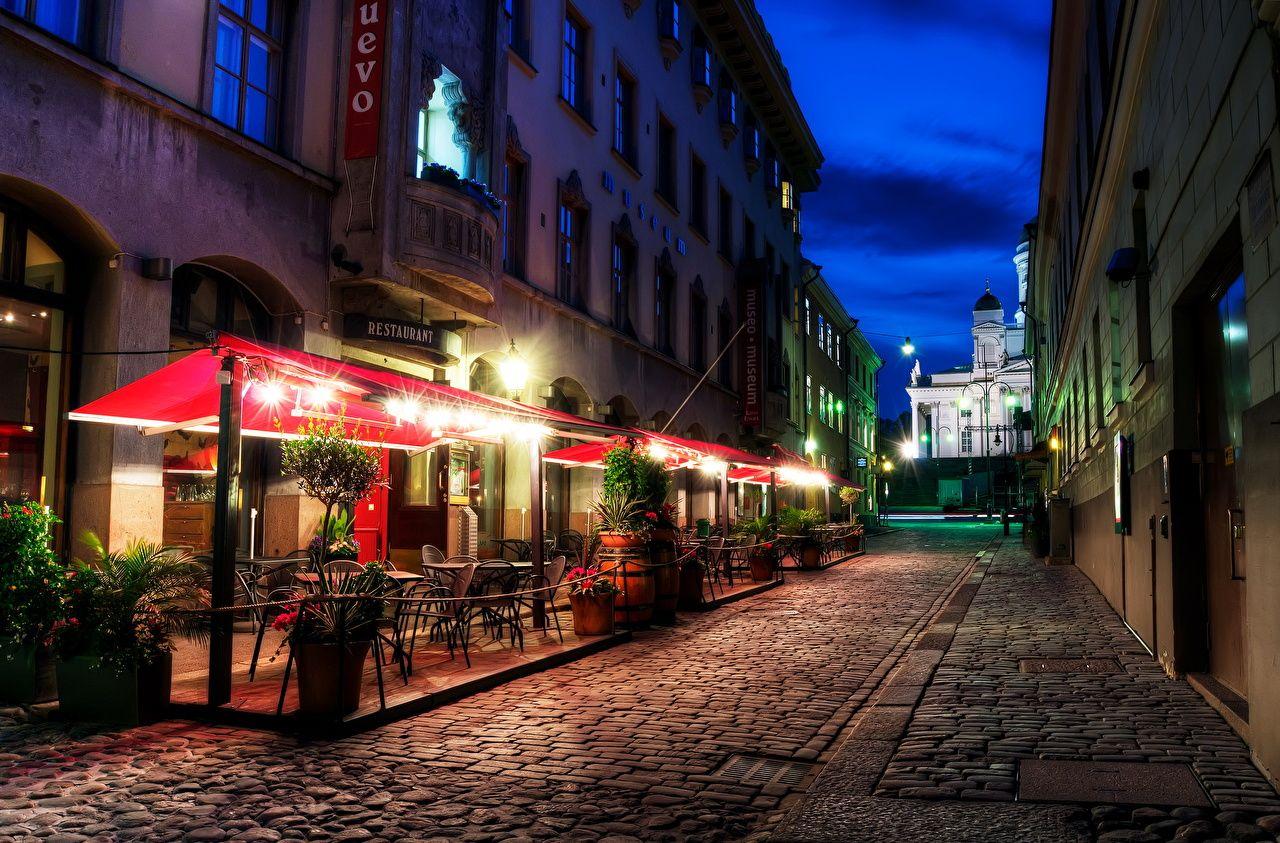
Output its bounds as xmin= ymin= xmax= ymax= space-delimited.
xmin=211 ymin=0 xmax=283 ymax=145
xmin=690 ymin=153 xmax=708 ymax=236
xmin=818 ymin=385 xmax=828 ymax=424
xmin=743 ymin=113 xmax=761 ymax=168
xmin=613 ymin=66 xmax=637 ymax=165
xmin=742 ymin=215 xmax=755 ymax=261
xmin=556 ymin=176 xmax=589 ymax=308
xmin=610 ymin=223 xmax=637 ymax=333
xmin=501 ymin=152 xmax=528 ymax=277
xmin=718 ymin=71 xmax=737 ymax=129
xmin=805 ymin=374 xmax=812 ymax=414
xmin=657 ymin=0 xmax=680 ymax=44
xmin=654 ymin=256 xmax=676 ymax=354
xmin=505 ymin=0 xmax=531 ymax=61
xmin=826 ymin=322 xmax=834 ymax=359
xmin=691 ymin=27 xmax=713 ymax=91
xmin=561 ymin=11 xmax=589 ymax=117
xmin=657 ymin=114 xmax=677 ymax=207
xmin=689 ymin=281 xmax=707 ymax=371
xmin=817 ymin=314 xmax=825 ymax=352
xmin=961 ymin=428 xmax=972 ymax=454
xmin=417 ymin=70 xmax=467 ymax=176
xmin=804 ymin=297 xmax=811 ymax=334
xmin=781 ymin=179 xmax=795 ymax=213
xmin=3 ymin=0 xmax=86 ymax=42
xmin=717 ymin=186 xmax=733 ymax=260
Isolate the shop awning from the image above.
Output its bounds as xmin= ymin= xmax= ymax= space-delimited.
xmin=69 ymin=333 xmax=626 ymax=449
xmin=542 ymin=429 xmax=777 ymax=473
xmin=771 ymin=444 xmax=863 ymax=490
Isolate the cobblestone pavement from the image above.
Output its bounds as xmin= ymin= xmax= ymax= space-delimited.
xmin=0 ymin=524 xmax=990 ymax=842
xmin=771 ymin=527 xmax=1280 ymax=843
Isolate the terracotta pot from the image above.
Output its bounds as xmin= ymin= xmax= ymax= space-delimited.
xmin=678 ymin=559 xmax=705 ymax=610
xmin=295 ymin=641 xmax=371 ymax=718
xmin=569 ymin=592 xmax=615 ymax=636
xmin=599 ymin=546 xmax=654 ymax=628
xmin=0 ymin=642 xmax=57 ymax=704
xmin=749 ymin=553 xmax=775 ymax=583
xmin=598 ymin=531 xmax=645 ymax=549
xmin=56 ymin=653 xmax=171 ymax=725
xmin=801 ymin=545 xmax=822 ymax=569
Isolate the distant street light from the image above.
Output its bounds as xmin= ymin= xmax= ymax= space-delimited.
xmin=901 ymin=336 xmax=915 ymax=356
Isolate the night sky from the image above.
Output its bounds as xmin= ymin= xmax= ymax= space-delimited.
xmin=755 ymin=0 xmax=1051 ymax=415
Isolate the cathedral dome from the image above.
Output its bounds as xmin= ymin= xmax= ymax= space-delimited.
xmin=973 ymin=289 xmax=1002 ymax=312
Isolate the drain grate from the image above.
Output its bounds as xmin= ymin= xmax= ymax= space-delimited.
xmin=716 ymin=754 xmax=813 ymax=788
xmin=1018 ymin=759 xmax=1212 ymax=807
xmin=1019 ymin=657 xmax=1122 ymax=674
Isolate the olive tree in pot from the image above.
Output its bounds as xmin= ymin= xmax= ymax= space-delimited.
xmin=55 ymin=536 xmax=209 ymax=725
xmin=0 ymin=503 xmax=66 ymax=704
xmin=279 ymin=417 xmax=387 ymax=717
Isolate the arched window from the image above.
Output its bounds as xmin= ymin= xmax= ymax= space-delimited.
xmin=416 ymin=68 xmax=468 ymax=177
xmin=170 ymin=264 xmax=272 ymax=345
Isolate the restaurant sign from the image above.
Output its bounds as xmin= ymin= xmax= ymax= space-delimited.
xmin=343 ymin=1 xmax=387 ymax=160
xmin=739 ymin=277 xmax=763 ymax=430
xmin=343 ymin=314 xmax=460 ymax=364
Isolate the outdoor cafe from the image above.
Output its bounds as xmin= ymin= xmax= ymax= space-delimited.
xmin=64 ymin=333 xmax=864 ymax=728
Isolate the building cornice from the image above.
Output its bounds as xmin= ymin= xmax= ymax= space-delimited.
xmin=690 ymin=0 xmax=823 ymax=191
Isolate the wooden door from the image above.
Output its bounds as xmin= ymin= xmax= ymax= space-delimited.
xmin=1197 ymin=272 xmax=1250 ymax=697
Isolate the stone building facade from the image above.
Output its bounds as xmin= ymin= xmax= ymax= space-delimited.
xmin=1029 ymin=0 xmax=1280 ymax=788
xmin=0 ymin=0 xmax=831 ymax=565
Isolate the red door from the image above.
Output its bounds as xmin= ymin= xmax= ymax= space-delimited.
xmin=351 ymin=451 xmax=390 ymax=563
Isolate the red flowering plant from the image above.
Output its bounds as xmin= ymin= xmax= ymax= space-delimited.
xmin=565 ymin=566 xmax=620 ymax=597
xmin=267 ymin=562 xmax=393 ymax=649
xmin=0 ymin=502 xmax=68 ymax=649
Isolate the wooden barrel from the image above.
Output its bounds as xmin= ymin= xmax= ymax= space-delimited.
xmin=649 ymin=539 xmax=679 ymax=623
xmin=599 ymin=545 xmax=654 ymax=628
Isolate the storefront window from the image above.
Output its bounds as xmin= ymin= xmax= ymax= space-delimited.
xmin=0 ymin=294 xmax=63 ymax=505
xmin=469 ymin=443 xmax=504 ymax=548
xmin=24 ymin=230 xmax=64 ymax=293
xmin=404 ymin=450 xmax=437 ymax=506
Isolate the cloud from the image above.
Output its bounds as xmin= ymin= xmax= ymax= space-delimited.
xmin=793 ymin=0 xmax=1050 ymax=52
xmin=803 ymin=162 xmax=1033 ymax=256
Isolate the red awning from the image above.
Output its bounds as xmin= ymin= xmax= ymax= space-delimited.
xmin=70 ymin=333 xmax=625 ymax=449
xmin=542 ymin=429 xmax=776 ymax=473
xmin=771 ymin=443 xmax=863 ymax=490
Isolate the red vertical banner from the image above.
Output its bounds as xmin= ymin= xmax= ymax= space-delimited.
xmin=343 ymin=0 xmax=387 ymax=160
xmin=740 ymin=278 xmax=763 ymax=430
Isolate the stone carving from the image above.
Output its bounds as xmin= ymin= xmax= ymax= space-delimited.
xmin=420 ymin=51 xmax=442 ymax=105
xmin=406 ymin=199 xmax=494 ymax=271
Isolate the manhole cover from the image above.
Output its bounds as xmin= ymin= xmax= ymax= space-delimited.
xmin=1019 ymin=658 xmax=1122 ymax=674
xmin=716 ymin=754 xmax=813 ymax=788
xmin=1017 ymin=759 xmax=1212 ymax=807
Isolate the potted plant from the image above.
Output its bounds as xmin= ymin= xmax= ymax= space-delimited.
xmin=55 ymin=536 xmax=208 ymax=725
xmin=0 ymin=503 xmax=66 ymax=704
xmin=839 ymin=486 xmax=861 ymax=523
xmin=279 ymin=418 xmax=386 ymax=716
xmin=270 ymin=562 xmax=393 ymax=717
xmin=779 ymin=506 xmax=826 ymax=569
xmin=566 ymin=565 xmax=619 ymax=636
xmin=591 ymin=488 xmax=646 ymax=548
xmin=307 ymin=508 xmax=361 ymax=565
xmin=735 ymin=515 xmax=776 ymax=582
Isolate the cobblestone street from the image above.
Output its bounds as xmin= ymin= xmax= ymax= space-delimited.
xmin=2 ymin=523 xmax=1279 ymax=842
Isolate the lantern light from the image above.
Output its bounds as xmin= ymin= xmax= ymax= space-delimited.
xmin=804 ymin=438 xmax=817 ymax=454
xmin=901 ymin=336 xmax=915 ymax=356
xmin=1049 ymin=434 xmax=1061 ymax=451
xmin=499 ymin=339 xmax=529 ymax=394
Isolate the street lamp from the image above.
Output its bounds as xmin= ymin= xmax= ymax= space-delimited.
xmin=959 ymin=377 xmax=1022 ymax=514
xmin=901 ymin=336 xmax=915 ymax=356
xmin=498 ymin=339 xmax=529 ymax=396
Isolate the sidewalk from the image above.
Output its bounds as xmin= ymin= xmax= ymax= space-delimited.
xmin=769 ymin=536 xmax=1280 ymax=842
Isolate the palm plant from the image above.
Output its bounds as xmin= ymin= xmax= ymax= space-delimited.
xmin=59 ymin=535 xmax=210 ymax=674
xmin=590 ymin=489 xmax=644 ymax=536
xmin=271 ymin=562 xmax=392 ymax=646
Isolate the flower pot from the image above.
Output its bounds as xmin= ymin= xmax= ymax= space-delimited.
xmin=295 ymin=640 xmax=371 ymax=718
xmin=801 ymin=545 xmax=822 ymax=569
xmin=0 ymin=642 xmax=57 ymax=704
xmin=598 ymin=531 xmax=644 ymax=549
xmin=749 ymin=554 xmax=775 ymax=583
xmin=569 ymin=592 xmax=615 ymax=636
xmin=677 ymin=559 xmax=705 ymax=610
xmin=56 ymin=653 xmax=172 ymax=725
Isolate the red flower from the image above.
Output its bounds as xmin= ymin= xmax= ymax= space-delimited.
xmin=644 ymin=511 xmax=658 ymax=520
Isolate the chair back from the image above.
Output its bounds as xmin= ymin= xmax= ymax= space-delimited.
xmin=475 ymin=559 xmax=519 ymax=596
xmin=450 ymin=562 xmax=476 ymax=600
xmin=544 ymin=555 xmax=567 ymax=598
xmin=421 ymin=544 xmax=446 ymax=566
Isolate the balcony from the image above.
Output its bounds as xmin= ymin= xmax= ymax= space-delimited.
xmin=399 ymin=171 xmax=500 ymax=309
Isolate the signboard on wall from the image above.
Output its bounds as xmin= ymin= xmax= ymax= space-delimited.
xmin=342 ymin=314 xmax=461 ymax=364
xmin=740 ymin=279 xmax=763 ymax=429
xmin=343 ymin=1 xmax=387 ymax=160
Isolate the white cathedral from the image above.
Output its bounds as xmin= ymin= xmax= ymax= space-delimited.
xmin=904 ymin=240 xmax=1034 ymax=460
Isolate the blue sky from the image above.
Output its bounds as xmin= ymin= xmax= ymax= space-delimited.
xmin=754 ymin=0 xmax=1050 ymax=415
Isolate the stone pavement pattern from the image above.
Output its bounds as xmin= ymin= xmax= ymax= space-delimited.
xmin=772 ymin=531 xmax=1280 ymax=843
xmin=0 ymin=525 xmax=988 ymax=842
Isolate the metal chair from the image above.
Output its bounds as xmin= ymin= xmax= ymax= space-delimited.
xmin=247 ymin=585 xmax=305 ymax=681
xmin=470 ymin=560 xmax=525 ymax=650
xmin=421 ymin=544 xmax=446 ymax=567
xmin=398 ymin=562 xmax=476 ymax=670
xmin=517 ymin=555 xmax=566 ymax=643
